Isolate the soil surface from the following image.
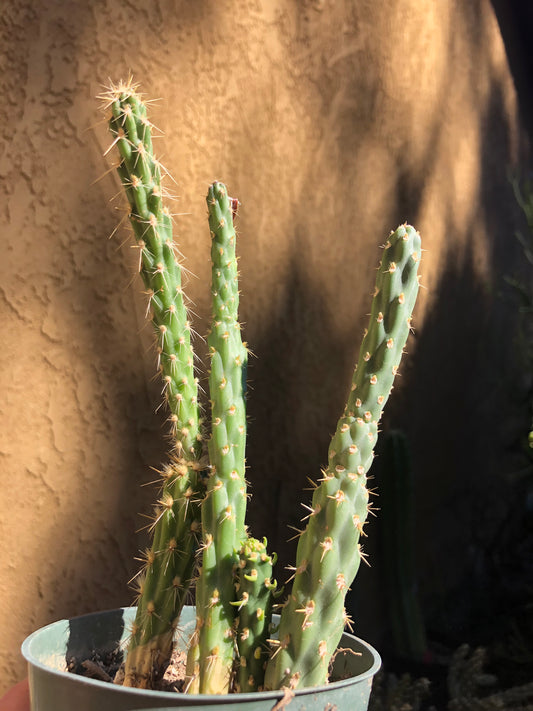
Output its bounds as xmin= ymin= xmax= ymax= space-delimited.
xmin=69 ymin=647 xmax=189 ymax=692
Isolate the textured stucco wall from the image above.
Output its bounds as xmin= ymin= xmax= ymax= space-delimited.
xmin=0 ymin=0 xmax=528 ymax=692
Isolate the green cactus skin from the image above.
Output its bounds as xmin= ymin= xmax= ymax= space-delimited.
xmin=104 ymin=81 xmax=204 ymax=688
xmin=188 ymin=182 xmax=249 ymax=694
xmin=264 ymin=224 xmax=421 ymax=691
xmin=232 ymin=538 xmax=279 ymax=693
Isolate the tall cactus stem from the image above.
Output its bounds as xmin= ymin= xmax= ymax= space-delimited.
xmin=103 ymin=80 xmax=204 ymax=687
xmin=264 ymin=224 xmax=421 ymax=690
xmin=188 ymin=182 xmax=249 ymax=694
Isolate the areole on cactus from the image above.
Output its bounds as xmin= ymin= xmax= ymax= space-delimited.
xmin=103 ymin=78 xmax=421 ymax=694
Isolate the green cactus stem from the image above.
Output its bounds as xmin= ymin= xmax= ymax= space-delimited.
xmin=103 ymin=80 xmax=204 ymax=688
xmin=264 ymin=224 xmax=421 ymax=691
xmin=188 ymin=182 xmax=249 ymax=694
xmin=232 ymin=538 xmax=279 ymax=693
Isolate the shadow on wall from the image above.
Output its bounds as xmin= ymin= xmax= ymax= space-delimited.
xmin=362 ymin=114 xmax=530 ymax=655
xmin=377 ymin=248 xmax=499 ymax=639
xmin=245 ymin=244 xmax=359 ymax=572
xmin=242 ymin=1 xmax=529 ymax=649
xmin=368 ymin=240 xmax=533 ymax=671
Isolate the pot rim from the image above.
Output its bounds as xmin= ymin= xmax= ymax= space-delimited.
xmin=22 ymin=606 xmax=381 ymax=701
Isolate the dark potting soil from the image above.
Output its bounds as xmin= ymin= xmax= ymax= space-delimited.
xmin=68 ymin=646 xmax=189 ymax=692
xmin=67 ymin=648 xmax=352 ymax=693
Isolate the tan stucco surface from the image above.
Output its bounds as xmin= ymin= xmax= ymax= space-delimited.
xmin=0 ymin=0 xmax=528 ymax=692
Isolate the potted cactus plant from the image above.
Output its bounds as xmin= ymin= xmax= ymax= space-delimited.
xmin=22 ymin=81 xmax=421 ymax=711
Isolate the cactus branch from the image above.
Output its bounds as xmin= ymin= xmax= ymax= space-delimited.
xmin=264 ymin=224 xmax=421 ymax=690
xmin=188 ymin=182 xmax=249 ymax=694
xmin=103 ymin=80 xmax=204 ymax=688
xmin=233 ymin=538 xmax=279 ymax=692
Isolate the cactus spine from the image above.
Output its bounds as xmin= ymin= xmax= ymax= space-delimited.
xmin=264 ymin=224 xmax=421 ymax=690
xmin=104 ymin=81 xmax=204 ymax=687
xmin=188 ymin=182 xmax=249 ymax=694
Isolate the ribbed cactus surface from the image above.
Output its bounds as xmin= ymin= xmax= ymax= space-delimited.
xmin=233 ymin=538 xmax=278 ymax=692
xmin=104 ymin=81 xmax=204 ymax=687
xmin=264 ymin=224 xmax=421 ymax=690
xmin=187 ymin=182 xmax=249 ymax=694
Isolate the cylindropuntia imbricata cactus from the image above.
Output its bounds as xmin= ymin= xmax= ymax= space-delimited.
xmin=103 ymin=81 xmax=205 ymax=687
xmin=186 ymin=182 xmax=249 ymax=694
xmin=103 ymin=79 xmax=421 ymax=694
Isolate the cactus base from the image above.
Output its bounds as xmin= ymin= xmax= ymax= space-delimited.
xmin=22 ymin=606 xmax=380 ymax=710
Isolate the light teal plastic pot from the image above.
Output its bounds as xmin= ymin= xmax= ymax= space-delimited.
xmin=22 ymin=606 xmax=380 ymax=711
